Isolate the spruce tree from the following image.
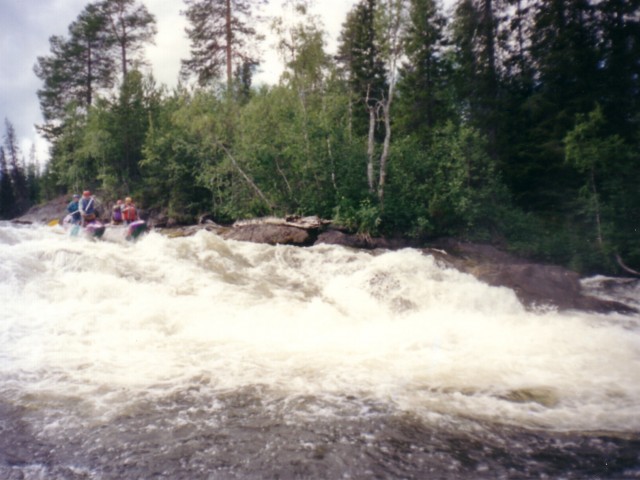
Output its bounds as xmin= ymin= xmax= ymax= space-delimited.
xmin=596 ymin=0 xmax=640 ymax=139
xmin=337 ymin=0 xmax=388 ymax=193
xmin=451 ymin=0 xmax=501 ymax=153
xmin=3 ymin=120 xmax=29 ymax=216
xmin=337 ymin=0 xmax=388 ymax=125
xmin=0 ymin=147 xmax=15 ymax=219
xmin=396 ymin=0 xmax=452 ymax=137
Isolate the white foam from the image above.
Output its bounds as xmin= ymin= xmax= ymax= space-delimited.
xmin=1 ymin=224 xmax=639 ymax=431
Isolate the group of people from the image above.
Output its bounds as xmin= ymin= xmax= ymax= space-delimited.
xmin=67 ymin=191 xmax=139 ymax=226
xmin=110 ymin=197 xmax=138 ymax=225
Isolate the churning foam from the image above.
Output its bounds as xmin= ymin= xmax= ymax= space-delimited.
xmin=1 ymin=223 xmax=639 ymax=432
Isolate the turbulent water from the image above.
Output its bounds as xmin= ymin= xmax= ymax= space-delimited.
xmin=1 ymin=221 xmax=639 ymax=479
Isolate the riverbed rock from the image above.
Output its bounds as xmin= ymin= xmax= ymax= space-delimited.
xmin=220 ymin=223 xmax=313 ymax=246
xmin=315 ymin=229 xmax=418 ymax=250
xmin=426 ymin=239 xmax=636 ymax=314
xmin=11 ymin=195 xmax=70 ymax=225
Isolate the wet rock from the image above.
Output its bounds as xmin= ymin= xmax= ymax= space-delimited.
xmin=220 ymin=224 xmax=312 ymax=246
xmin=315 ymin=229 xmax=418 ymax=250
xmin=11 ymin=195 xmax=70 ymax=225
xmin=428 ymin=239 xmax=636 ymax=314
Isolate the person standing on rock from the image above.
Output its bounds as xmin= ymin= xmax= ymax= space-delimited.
xmin=78 ymin=190 xmax=96 ymax=226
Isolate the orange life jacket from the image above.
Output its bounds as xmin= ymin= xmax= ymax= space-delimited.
xmin=122 ymin=204 xmax=137 ymax=222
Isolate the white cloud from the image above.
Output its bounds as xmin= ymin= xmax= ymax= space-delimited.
xmin=143 ymin=0 xmax=190 ymax=87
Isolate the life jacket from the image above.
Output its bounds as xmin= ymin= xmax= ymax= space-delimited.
xmin=67 ymin=201 xmax=80 ymax=221
xmin=122 ymin=204 xmax=137 ymax=222
xmin=79 ymin=197 xmax=95 ymax=215
xmin=112 ymin=205 xmax=123 ymax=222
xmin=67 ymin=201 xmax=79 ymax=214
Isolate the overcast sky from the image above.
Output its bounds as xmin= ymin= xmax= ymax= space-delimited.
xmin=0 ymin=0 xmax=453 ymax=165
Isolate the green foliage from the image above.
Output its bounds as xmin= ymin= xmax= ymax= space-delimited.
xmin=141 ymin=88 xmax=223 ymax=223
xmin=383 ymin=124 xmax=512 ymax=240
xmin=333 ymin=197 xmax=381 ymax=237
xmin=396 ymin=0 xmax=453 ymax=137
xmin=29 ymin=0 xmax=640 ymax=276
xmin=564 ymin=105 xmax=640 ymax=272
xmin=337 ymin=0 xmax=388 ymax=138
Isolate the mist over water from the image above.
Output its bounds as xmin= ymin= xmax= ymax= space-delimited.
xmin=1 ymin=222 xmax=639 ymax=479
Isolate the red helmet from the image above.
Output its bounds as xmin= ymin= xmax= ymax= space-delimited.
xmin=83 ymin=190 xmax=91 ymax=196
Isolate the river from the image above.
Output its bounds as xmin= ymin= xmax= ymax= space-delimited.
xmin=1 ymin=222 xmax=639 ymax=479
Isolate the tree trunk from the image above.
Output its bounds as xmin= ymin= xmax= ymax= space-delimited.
xmin=377 ymin=99 xmax=391 ymax=204
xmin=367 ymin=105 xmax=376 ymax=193
xmin=590 ymin=168 xmax=604 ymax=250
xmin=121 ymin=41 xmax=127 ymax=79
xmin=225 ymin=0 xmax=233 ymax=90
xmin=86 ymin=43 xmax=93 ymax=107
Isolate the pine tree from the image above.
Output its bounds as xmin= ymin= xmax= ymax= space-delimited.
xmin=337 ymin=0 xmax=388 ymax=119
xmin=181 ymin=0 xmax=266 ymax=88
xmin=99 ymin=0 xmax=157 ymax=81
xmin=34 ymin=3 xmax=116 ymax=140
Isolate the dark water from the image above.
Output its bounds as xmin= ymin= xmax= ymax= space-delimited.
xmin=1 ymin=387 xmax=638 ymax=479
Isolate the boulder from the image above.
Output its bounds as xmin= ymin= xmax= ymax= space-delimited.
xmin=11 ymin=195 xmax=70 ymax=225
xmin=315 ymin=229 xmax=418 ymax=250
xmin=221 ymin=224 xmax=312 ymax=246
xmin=427 ymin=239 xmax=636 ymax=314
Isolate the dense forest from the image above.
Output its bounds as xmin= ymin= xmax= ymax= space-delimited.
xmin=1 ymin=0 xmax=638 ymax=274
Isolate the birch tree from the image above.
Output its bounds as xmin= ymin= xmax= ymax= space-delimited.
xmin=374 ymin=0 xmax=407 ymax=204
xmin=337 ymin=0 xmax=387 ymax=192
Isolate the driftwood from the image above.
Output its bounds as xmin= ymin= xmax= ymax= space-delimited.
xmin=233 ymin=215 xmax=330 ymax=230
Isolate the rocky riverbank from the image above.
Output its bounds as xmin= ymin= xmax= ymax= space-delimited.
xmin=13 ymin=195 xmax=638 ymax=315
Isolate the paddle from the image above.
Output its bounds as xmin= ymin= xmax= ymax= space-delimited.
xmin=48 ymin=219 xmax=60 ymax=226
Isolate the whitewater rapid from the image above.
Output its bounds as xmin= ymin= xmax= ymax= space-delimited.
xmin=1 ymin=221 xmax=639 ymax=478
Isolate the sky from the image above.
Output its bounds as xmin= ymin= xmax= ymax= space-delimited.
xmin=0 ymin=0 xmax=454 ymax=167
